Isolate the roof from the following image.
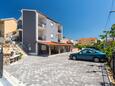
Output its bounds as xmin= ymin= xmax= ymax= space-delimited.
xmin=21 ymin=9 xmax=61 ymax=25
xmin=0 ymin=18 xmax=17 ymax=22
xmin=38 ymin=41 xmax=72 ymax=46
xmin=79 ymin=38 xmax=97 ymax=41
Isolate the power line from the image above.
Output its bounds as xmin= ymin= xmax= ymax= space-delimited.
xmin=105 ymin=13 xmax=111 ymax=29
xmin=104 ymin=0 xmax=114 ymax=29
xmin=110 ymin=0 xmax=114 ymax=11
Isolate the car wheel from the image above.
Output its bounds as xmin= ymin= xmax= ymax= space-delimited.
xmin=94 ymin=58 xmax=100 ymax=62
xmin=72 ymin=56 xmax=76 ymax=60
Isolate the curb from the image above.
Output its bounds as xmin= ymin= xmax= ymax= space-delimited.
xmin=105 ymin=66 xmax=115 ymax=86
xmin=0 ymin=77 xmax=12 ymax=86
xmin=48 ymin=52 xmax=72 ymax=57
xmin=48 ymin=51 xmax=79 ymax=57
xmin=3 ymin=70 xmax=25 ymax=86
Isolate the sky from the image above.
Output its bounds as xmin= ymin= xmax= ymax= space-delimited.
xmin=0 ymin=0 xmax=115 ymax=40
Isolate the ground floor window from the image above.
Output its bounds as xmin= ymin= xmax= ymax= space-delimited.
xmin=41 ymin=45 xmax=47 ymax=50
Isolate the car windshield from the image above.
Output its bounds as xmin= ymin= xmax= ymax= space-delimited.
xmin=79 ymin=49 xmax=94 ymax=54
xmin=94 ymin=50 xmax=104 ymax=54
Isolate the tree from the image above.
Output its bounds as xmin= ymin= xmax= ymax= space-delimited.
xmin=103 ymin=30 xmax=110 ymax=43
xmin=99 ymin=34 xmax=106 ymax=40
xmin=110 ymin=24 xmax=115 ymax=41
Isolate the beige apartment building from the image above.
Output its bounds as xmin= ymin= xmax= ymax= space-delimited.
xmin=0 ymin=18 xmax=17 ymax=41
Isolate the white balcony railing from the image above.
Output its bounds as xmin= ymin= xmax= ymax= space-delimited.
xmin=38 ymin=23 xmax=46 ymax=29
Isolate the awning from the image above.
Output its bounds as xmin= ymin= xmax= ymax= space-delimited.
xmin=38 ymin=41 xmax=72 ymax=46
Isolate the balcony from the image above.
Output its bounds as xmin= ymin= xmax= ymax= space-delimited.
xmin=38 ymin=23 xmax=46 ymax=29
xmin=58 ymin=29 xmax=61 ymax=33
xmin=38 ymin=36 xmax=46 ymax=40
xmin=38 ymin=37 xmax=46 ymax=40
xmin=57 ymin=33 xmax=62 ymax=42
xmin=38 ymin=30 xmax=46 ymax=41
xmin=38 ymin=14 xmax=47 ymax=30
xmin=57 ymin=25 xmax=62 ymax=33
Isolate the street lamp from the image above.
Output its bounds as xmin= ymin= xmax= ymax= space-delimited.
xmin=0 ymin=37 xmax=4 ymax=78
xmin=110 ymin=10 xmax=115 ymax=13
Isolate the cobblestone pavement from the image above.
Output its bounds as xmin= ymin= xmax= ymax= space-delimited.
xmin=4 ymin=53 xmax=111 ymax=86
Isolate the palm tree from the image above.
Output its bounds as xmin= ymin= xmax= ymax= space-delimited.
xmin=99 ymin=34 xmax=106 ymax=40
xmin=99 ymin=30 xmax=110 ymax=42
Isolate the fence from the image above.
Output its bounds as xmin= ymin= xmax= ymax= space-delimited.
xmin=0 ymin=45 xmax=3 ymax=78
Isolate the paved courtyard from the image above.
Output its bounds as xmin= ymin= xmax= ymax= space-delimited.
xmin=4 ymin=53 xmax=111 ymax=86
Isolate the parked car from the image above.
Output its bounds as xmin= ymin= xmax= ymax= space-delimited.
xmin=69 ymin=48 xmax=107 ymax=62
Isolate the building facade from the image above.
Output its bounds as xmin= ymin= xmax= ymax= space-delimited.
xmin=21 ymin=9 xmax=71 ymax=56
xmin=0 ymin=18 xmax=17 ymax=41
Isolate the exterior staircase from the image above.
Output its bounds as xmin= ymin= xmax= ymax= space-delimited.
xmin=3 ymin=42 xmax=27 ymax=65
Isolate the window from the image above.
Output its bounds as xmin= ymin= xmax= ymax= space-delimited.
xmin=50 ymin=22 xmax=54 ymax=26
xmin=51 ymin=34 xmax=54 ymax=38
xmin=82 ymin=49 xmax=93 ymax=54
xmin=86 ymin=50 xmax=93 ymax=54
xmin=41 ymin=45 xmax=46 ymax=50
xmin=82 ymin=50 xmax=87 ymax=54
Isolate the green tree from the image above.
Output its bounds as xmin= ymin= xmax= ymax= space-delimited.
xmin=110 ymin=24 xmax=115 ymax=41
xmin=99 ymin=34 xmax=106 ymax=40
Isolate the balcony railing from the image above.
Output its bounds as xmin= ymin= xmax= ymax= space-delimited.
xmin=38 ymin=23 xmax=47 ymax=30
xmin=38 ymin=22 xmax=46 ymax=27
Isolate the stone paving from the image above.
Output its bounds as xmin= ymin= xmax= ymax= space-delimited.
xmin=4 ymin=53 xmax=111 ymax=86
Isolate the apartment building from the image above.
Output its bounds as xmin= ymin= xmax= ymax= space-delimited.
xmin=21 ymin=9 xmax=72 ymax=56
xmin=0 ymin=18 xmax=17 ymax=41
xmin=78 ymin=38 xmax=97 ymax=46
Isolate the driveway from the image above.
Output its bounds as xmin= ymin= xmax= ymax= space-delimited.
xmin=4 ymin=53 xmax=111 ymax=86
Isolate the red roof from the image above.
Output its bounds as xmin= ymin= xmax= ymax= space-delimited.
xmin=38 ymin=41 xmax=72 ymax=46
xmin=79 ymin=38 xmax=97 ymax=41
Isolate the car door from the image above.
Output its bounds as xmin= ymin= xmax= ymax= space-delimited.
xmin=85 ymin=50 xmax=95 ymax=60
xmin=77 ymin=49 xmax=94 ymax=60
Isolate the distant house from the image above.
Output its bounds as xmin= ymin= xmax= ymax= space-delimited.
xmin=21 ymin=9 xmax=72 ymax=56
xmin=61 ymin=38 xmax=78 ymax=45
xmin=71 ymin=40 xmax=78 ymax=46
xmin=61 ymin=38 xmax=72 ymax=44
xmin=78 ymin=38 xmax=97 ymax=46
xmin=0 ymin=18 xmax=17 ymax=41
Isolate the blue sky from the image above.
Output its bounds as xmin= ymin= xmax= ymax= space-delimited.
xmin=0 ymin=0 xmax=115 ymax=40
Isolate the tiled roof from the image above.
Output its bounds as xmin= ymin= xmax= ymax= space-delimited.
xmin=38 ymin=41 xmax=72 ymax=46
xmin=79 ymin=38 xmax=97 ymax=41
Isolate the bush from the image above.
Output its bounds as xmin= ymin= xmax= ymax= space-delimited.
xmin=18 ymin=53 xmax=23 ymax=59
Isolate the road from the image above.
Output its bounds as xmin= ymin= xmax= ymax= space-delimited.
xmin=4 ymin=53 xmax=111 ymax=86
